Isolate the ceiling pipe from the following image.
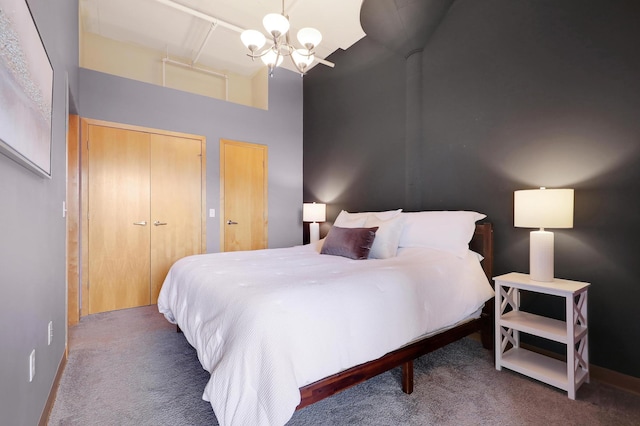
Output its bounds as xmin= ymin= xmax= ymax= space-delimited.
xmin=162 ymin=55 xmax=229 ymax=101
xmin=361 ymin=0 xmax=455 ymax=210
xmin=193 ymin=22 xmax=218 ymax=64
xmin=153 ymin=0 xmax=244 ymax=33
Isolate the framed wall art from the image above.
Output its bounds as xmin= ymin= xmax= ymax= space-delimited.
xmin=0 ymin=0 xmax=54 ymax=177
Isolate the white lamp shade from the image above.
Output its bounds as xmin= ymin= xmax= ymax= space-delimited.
xmin=514 ymin=188 xmax=574 ymax=229
xmin=297 ymin=27 xmax=322 ymax=49
xmin=263 ymin=13 xmax=290 ymax=37
xmin=292 ymin=49 xmax=315 ymax=69
xmin=303 ymin=202 xmax=326 ymax=222
xmin=240 ymin=29 xmax=266 ymax=51
xmin=261 ymin=49 xmax=284 ymax=67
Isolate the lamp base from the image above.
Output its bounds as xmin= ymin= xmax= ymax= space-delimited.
xmin=309 ymin=222 xmax=320 ymax=244
xmin=530 ymin=230 xmax=554 ymax=282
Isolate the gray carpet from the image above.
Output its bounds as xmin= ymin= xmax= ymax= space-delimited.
xmin=48 ymin=305 xmax=640 ymax=425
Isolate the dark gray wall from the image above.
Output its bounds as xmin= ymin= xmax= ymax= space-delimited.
xmin=79 ymin=68 xmax=304 ymax=251
xmin=304 ymin=0 xmax=640 ymax=378
xmin=0 ymin=0 xmax=78 ymax=424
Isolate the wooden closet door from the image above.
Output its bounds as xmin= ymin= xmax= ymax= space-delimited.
xmin=88 ymin=125 xmax=151 ymax=314
xmin=220 ymin=139 xmax=268 ymax=252
xmin=150 ymin=134 xmax=203 ymax=303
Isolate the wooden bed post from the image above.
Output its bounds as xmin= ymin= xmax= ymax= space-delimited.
xmin=480 ymin=298 xmax=494 ymax=350
xmin=472 ymin=222 xmax=494 ymax=350
xmin=401 ymin=361 xmax=414 ymax=394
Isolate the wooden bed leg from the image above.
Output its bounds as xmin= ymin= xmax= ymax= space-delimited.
xmin=401 ymin=360 xmax=414 ymax=394
xmin=480 ymin=298 xmax=494 ymax=350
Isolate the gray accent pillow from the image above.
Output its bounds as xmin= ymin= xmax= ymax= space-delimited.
xmin=320 ymin=226 xmax=379 ymax=260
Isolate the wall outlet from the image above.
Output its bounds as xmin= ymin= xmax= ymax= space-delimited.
xmin=209 ymin=208 xmax=215 ymax=218
xmin=48 ymin=321 xmax=53 ymax=345
xmin=29 ymin=349 xmax=35 ymax=382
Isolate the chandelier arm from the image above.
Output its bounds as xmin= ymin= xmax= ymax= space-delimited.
xmin=251 ymin=43 xmax=297 ymax=57
xmin=246 ymin=49 xmax=271 ymax=60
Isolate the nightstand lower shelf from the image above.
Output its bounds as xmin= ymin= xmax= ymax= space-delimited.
xmin=500 ymin=347 xmax=588 ymax=392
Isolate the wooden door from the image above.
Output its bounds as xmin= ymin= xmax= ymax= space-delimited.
xmin=149 ymin=134 xmax=203 ymax=303
xmin=220 ymin=139 xmax=268 ymax=251
xmin=87 ymin=125 xmax=151 ymax=314
xmin=81 ymin=118 xmax=206 ymax=315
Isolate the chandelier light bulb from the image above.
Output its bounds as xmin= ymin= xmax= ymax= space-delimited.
xmin=297 ymin=27 xmax=322 ymax=50
xmin=292 ymin=49 xmax=314 ymax=69
xmin=240 ymin=29 xmax=266 ymax=52
xmin=261 ymin=49 xmax=284 ymax=68
xmin=263 ymin=13 xmax=290 ymax=38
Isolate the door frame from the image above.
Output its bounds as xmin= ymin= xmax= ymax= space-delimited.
xmin=67 ymin=115 xmax=80 ymax=326
xmin=70 ymin=117 xmax=207 ymax=320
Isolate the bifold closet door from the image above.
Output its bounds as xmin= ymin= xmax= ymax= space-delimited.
xmin=88 ymin=125 xmax=151 ymax=314
xmin=149 ymin=134 xmax=203 ymax=303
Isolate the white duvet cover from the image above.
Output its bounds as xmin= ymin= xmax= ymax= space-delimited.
xmin=157 ymin=243 xmax=494 ymax=426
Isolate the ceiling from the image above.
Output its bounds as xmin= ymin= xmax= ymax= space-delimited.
xmin=79 ymin=0 xmax=367 ymax=77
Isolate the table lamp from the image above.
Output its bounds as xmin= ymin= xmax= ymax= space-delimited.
xmin=303 ymin=202 xmax=326 ymax=243
xmin=514 ymin=187 xmax=574 ymax=282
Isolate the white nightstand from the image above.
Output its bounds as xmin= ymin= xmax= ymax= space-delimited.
xmin=494 ymin=272 xmax=590 ymax=399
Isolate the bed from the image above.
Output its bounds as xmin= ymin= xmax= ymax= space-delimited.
xmin=158 ymin=210 xmax=495 ymax=426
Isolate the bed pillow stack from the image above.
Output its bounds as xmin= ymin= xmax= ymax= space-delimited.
xmin=325 ymin=209 xmax=485 ymax=260
xmin=334 ymin=209 xmax=404 ymax=259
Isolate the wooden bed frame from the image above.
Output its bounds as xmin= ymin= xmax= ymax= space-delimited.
xmin=297 ymin=222 xmax=494 ymax=409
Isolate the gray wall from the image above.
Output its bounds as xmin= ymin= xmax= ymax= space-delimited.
xmin=304 ymin=0 xmax=640 ymax=379
xmin=0 ymin=0 xmax=78 ymax=424
xmin=79 ymin=68 xmax=304 ymax=251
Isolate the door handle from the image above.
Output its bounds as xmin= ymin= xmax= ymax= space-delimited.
xmin=133 ymin=221 xmax=147 ymax=226
xmin=154 ymin=221 xmax=168 ymax=226
xmin=226 ymin=220 xmax=238 ymax=225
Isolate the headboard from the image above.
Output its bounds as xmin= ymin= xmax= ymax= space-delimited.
xmin=470 ymin=223 xmax=493 ymax=281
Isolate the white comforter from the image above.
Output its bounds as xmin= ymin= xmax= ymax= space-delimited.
xmin=157 ymin=244 xmax=494 ymax=426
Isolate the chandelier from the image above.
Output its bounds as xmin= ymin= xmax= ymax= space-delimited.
xmin=240 ymin=0 xmax=322 ymax=77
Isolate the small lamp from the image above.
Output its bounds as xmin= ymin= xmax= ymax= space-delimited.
xmin=303 ymin=202 xmax=326 ymax=243
xmin=514 ymin=187 xmax=574 ymax=282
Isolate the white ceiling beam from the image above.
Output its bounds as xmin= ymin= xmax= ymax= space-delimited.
xmin=152 ymin=0 xmax=244 ymax=33
xmin=152 ymin=0 xmax=334 ymax=69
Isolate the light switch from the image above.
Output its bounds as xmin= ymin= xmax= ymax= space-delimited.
xmin=209 ymin=209 xmax=215 ymax=218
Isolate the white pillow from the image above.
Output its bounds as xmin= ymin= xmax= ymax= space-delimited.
xmin=332 ymin=214 xmax=367 ymax=228
xmin=398 ymin=211 xmax=486 ymax=258
xmin=364 ymin=214 xmax=405 ymax=259
xmin=334 ymin=209 xmax=402 ymax=227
